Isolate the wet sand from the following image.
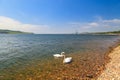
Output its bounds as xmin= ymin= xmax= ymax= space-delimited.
xmin=0 ymin=43 xmax=120 ymax=80
xmin=97 ymin=45 xmax=120 ymax=80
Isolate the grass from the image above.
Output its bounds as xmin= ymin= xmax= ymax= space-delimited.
xmin=93 ymin=30 xmax=120 ymax=35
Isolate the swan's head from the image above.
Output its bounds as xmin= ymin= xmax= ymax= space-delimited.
xmin=61 ymin=52 xmax=65 ymax=55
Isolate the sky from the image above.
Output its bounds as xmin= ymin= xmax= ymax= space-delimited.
xmin=0 ymin=0 xmax=120 ymax=34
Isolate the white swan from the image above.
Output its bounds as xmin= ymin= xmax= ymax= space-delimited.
xmin=53 ymin=52 xmax=64 ymax=58
xmin=63 ymin=55 xmax=72 ymax=64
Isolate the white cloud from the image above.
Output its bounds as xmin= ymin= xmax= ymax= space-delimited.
xmin=103 ymin=19 xmax=120 ymax=23
xmin=0 ymin=16 xmax=50 ymax=34
xmin=82 ymin=22 xmax=99 ymax=29
xmin=88 ymin=22 xmax=99 ymax=27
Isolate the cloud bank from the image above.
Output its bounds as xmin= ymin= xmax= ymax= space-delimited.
xmin=69 ymin=17 xmax=120 ymax=33
xmin=0 ymin=16 xmax=50 ymax=34
xmin=0 ymin=16 xmax=120 ymax=34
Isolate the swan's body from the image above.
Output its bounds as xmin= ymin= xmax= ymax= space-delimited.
xmin=63 ymin=55 xmax=72 ymax=64
xmin=53 ymin=54 xmax=63 ymax=58
xmin=53 ymin=52 xmax=64 ymax=58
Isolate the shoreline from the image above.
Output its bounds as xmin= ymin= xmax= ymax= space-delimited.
xmin=97 ymin=45 xmax=120 ymax=80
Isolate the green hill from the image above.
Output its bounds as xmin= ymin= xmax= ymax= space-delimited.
xmin=94 ymin=30 xmax=120 ymax=35
xmin=0 ymin=29 xmax=33 ymax=34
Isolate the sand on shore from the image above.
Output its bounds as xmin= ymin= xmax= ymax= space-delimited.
xmin=97 ymin=46 xmax=120 ymax=80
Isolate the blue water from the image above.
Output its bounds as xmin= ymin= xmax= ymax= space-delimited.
xmin=0 ymin=34 xmax=120 ymax=69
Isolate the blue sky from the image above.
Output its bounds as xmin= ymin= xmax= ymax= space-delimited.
xmin=0 ymin=0 xmax=120 ymax=34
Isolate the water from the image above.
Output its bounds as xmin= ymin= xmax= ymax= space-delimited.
xmin=0 ymin=34 xmax=120 ymax=70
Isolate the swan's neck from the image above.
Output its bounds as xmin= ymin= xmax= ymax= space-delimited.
xmin=61 ymin=53 xmax=64 ymax=55
xmin=63 ymin=55 xmax=66 ymax=59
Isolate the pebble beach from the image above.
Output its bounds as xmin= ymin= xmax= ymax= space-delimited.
xmin=97 ymin=45 xmax=120 ymax=80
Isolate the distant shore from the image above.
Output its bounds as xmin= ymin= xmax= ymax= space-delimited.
xmin=0 ymin=29 xmax=33 ymax=34
xmin=97 ymin=45 xmax=120 ymax=80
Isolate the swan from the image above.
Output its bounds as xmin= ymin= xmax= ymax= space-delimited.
xmin=53 ymin=52 xmax=65 ymax=58
xmin=63 ymin=55 xmax=72 ymax=64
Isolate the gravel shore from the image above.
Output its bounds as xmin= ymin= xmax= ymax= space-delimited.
xmin=97 ymin=46 xmax=120 ymax=80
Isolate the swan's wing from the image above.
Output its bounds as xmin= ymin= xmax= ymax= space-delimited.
xmin=63 ymin=57 xmax=72 ymax=63
xmin=66 ymin=57 xmax=72 ymax=60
